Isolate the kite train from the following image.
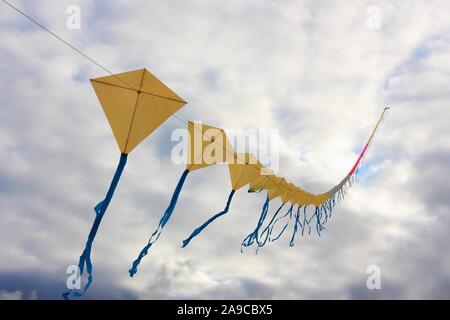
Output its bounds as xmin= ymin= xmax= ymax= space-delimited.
xmin=65 ymin=67 xmax=389 ymax=298
xmin=0 ymin=0 xmax=389 ymax=300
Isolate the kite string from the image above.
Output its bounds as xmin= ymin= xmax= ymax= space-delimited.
xmin=1 ymin=0 xmax=138 ymax=91
xmin=3 ymin=0 xmax=290 ymax=199
xmin=0 ymin=0 xmax=245 ymax=169
xmin=4 ymin=0 xmax=392 ymax=270
xmin=3 ymin=0 xmax=389 ymax=203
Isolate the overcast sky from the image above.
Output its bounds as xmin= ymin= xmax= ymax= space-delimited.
xmin=1 ymin=0 xmax=450 ymax=299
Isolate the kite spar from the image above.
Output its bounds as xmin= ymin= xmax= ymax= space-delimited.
xmin=63 ymin=68 xmax=186 ymax=299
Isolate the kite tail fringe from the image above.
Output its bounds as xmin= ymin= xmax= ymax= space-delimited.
xmin=241 ymin=196 xmax=269 ymax=253
xmin=270 ymin=205 xmax=294 ymax=242
xmin=304 ymin=174 xmax=357 ymax=242
xmin=129 ymin=169 xmax=189 ymax=278
xmin=241 ymin=202 xmax=285 ymax=254
xmin=291 ymin=108 xmax=389 ymax=247
xmin=63 ymin=153 xmax=127 ymax=299
xmin=335 ymin=174 xmax=356 ymax=204
xmin=300 ymin=206 xmax=312 ymax=235
xmin=181 ymin=189 xmax=236 ymax=248
xmin=314 ymin=206 xmax=327 ymax=236
xmin=256 ymin=203 xmax=285 ymax=252
xmin=289 ymin=206 xmax=303 ymax=246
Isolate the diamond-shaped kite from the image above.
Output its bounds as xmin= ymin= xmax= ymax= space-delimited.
xmin=63 ymin=68 xmax=186 ymax=299
xmin=129 ymin=121 xmax=236 ymax=277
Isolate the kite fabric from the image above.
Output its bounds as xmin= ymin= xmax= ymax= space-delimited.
xmin=63 ymin=68 xmax=186 ymax=299
xmin=129 ymin=122 xmax=235 ymax=277
xmin=90 ymin=68 xmax=186 ymax=154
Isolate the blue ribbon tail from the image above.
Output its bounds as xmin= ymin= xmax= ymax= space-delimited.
xmin=62 ymin=153 xmax=127 ymax=299
xmin=289 ymin=206 xmax=303 ymax=246
xmin=241 ymin=195 xmax=270 ymax=253
xmin=258 ymin=203 xmax=285 ymax=248
xmin=271 ymin=205 xmax=294 ymax=242
xmin=182 ymin=189 xmax=235 ymax=248
xmin=129 ymin=169 xmax=189 ymax=278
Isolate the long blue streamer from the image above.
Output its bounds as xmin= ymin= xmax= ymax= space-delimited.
xmin=129 ymin=169 xmax=189 ymax=277
xmin=182 ymin=189 xmax=236 ymax=248
xmin=63 ymin=153 xmax=127 ymax=299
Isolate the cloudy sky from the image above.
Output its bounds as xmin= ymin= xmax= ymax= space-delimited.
xmin=1 ymin=0 xmax=449 ymax=299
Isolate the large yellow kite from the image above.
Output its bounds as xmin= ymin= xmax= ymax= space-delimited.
xmin=63 ymin=68 xmax=186 ymax=299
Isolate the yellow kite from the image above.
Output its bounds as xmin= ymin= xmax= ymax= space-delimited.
xmin=181 ymin=152 xmax=264 ymax=248
xmin=63 ymin=68 xmax=186 ymax=299
xmin=129 ymin=121 xmax=235 ymax=277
